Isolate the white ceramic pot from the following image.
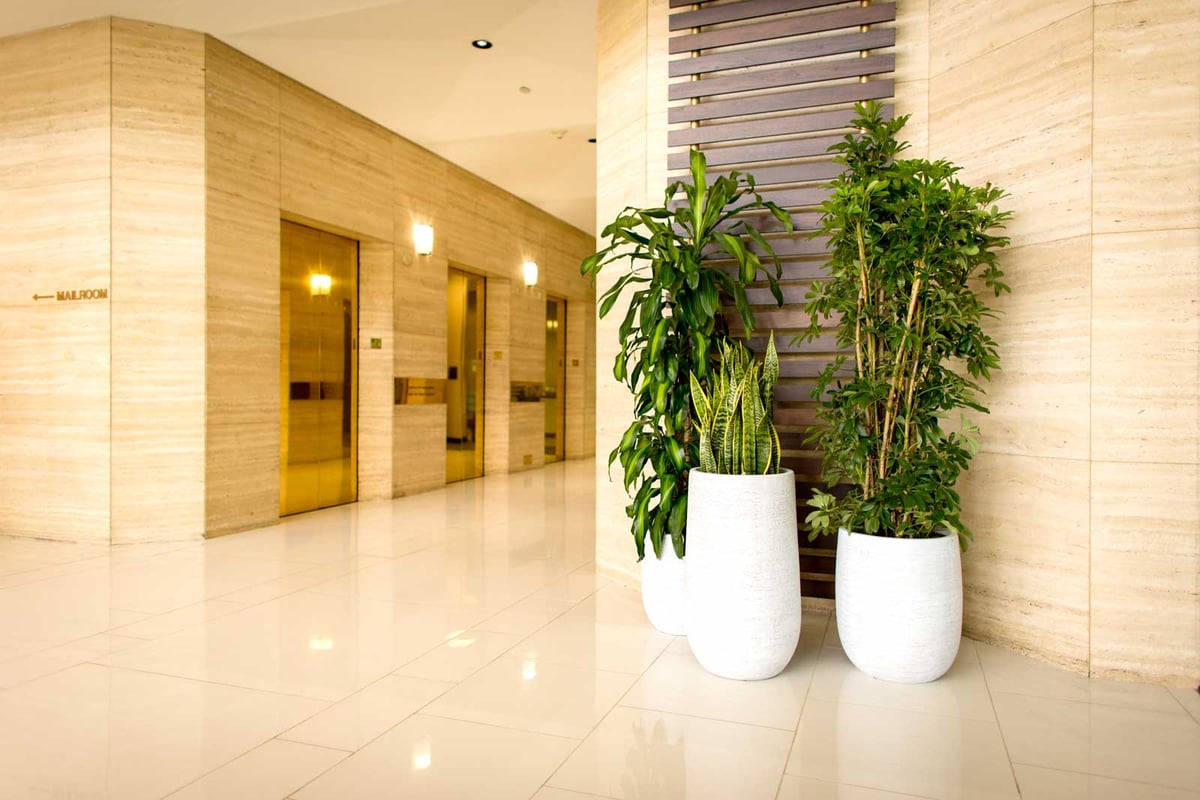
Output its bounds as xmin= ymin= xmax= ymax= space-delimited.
xmin=835 ymin=527 xmax=962 ymax=683
xmin=641 ymin=543 xmax=686 ymax=635
xmin=685 ymin=468 xmax=800 ymax=680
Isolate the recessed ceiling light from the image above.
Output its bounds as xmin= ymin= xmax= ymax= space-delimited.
xmin=471 ymin=39 xmax=492 ymax=49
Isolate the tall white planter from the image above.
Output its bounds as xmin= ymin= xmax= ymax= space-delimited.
xmin=641 ymin=545 xmax=686 ymax=635
xmin=685 ymin=469 xmax=800 ymax=680
xmin=835 ymin=527 xmax=962 ymax=683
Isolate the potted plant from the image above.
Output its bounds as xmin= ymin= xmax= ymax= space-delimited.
xmin=685 ymin=334 xmax=801 ymax=680
xmin=800 ymin=101 xmax=1011 ymax=683
xmin=583 ymin=150 xmax=792 ymax=635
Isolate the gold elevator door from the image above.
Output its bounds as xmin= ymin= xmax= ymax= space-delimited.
xmin=280 ymin=220 xmax=358 ymax=516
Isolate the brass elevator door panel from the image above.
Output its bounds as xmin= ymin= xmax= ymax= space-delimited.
xmin=280 ymin=220 xmax=358 ymax=516
xmin=446 ymin=269 xmax=485 ymax=483
xmin=544 ymin=296 xmax=566 ymax=463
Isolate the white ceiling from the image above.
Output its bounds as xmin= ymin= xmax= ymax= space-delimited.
xmin=0 ymin=0 xmax=598 ymax=234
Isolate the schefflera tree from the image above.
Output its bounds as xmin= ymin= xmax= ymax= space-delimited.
xmin=800 ymin=101 xmax=1013 ymax=547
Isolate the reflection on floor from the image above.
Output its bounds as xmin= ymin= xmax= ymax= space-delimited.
xmin=0 ymin=459 xmax=1197 ymax=799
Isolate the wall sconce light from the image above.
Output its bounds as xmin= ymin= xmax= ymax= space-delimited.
xmin=413 ymin=223 xmax=434 ymax=256
xmin=309 ymin=273 xmax=332 ymax=297
xmin=522 ymin=260 xmax=539 ymax=287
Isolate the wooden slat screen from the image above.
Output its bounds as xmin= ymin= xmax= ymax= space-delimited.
xmin=668 ymin=0 xmax=896 ymax=600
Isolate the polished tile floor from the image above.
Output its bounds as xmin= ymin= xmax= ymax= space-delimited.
xmin=0 ymin=460 xmax=1197 ymax=799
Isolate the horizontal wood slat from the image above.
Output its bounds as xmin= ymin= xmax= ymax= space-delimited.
xmin=669 ymin=3 xmax=896 ymax=55
xmin=670 ymin=53 xmax=894 ymax=101
xmin=666 ymin=134 xmax=843 ymax=170
xmin=668 ymin=79 xmax=894 ymax=123
xmin=669 ymin=0 xmax=851 ymax=31
xmin=669 ymin=105 xmax=891 ymax=148
xmin=669 ymin=28 xmax=895 ymax=77
xmin=697 ymin=160 xmax=843 ymax=186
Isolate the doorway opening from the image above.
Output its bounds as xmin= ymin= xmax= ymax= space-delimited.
xmin=447 ymin=268 xmax=486 ymax=483
xmin=544 ymin=296 xmax=566 ymax=463
xmin=279 ymin=220 xmax=358 ymax=516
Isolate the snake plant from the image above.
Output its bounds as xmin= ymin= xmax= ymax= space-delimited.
xmin=690 ymin=334 xmax=782 ymax=475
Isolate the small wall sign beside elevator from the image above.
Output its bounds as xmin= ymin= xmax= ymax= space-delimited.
xmin=32 ymin=288 xmax=110 ymax=303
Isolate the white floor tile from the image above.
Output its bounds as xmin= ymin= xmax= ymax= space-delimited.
xmin=107 ymin=598 xmax=247 ymax=640
xmin=532 ymin=789 xmax=620 ymax=800
xmin=292 ymin=713 xmax=577 ymax=800
xmin=620 ymin=612 xmax=825 ymax=731
xmin=97 ymin=590 xmax=490 ymax=701
xmin=809 ymin=638 xmax=996 ymax=721
xmin=1012 ymin=763 xmax=1200 ymax=800
xmin=993 ymin=691 xmax=1200 ymax=791
xmin=163 ymin=739 xmax=347 ymax=799
xmin=396 ymin=629 xmax=521 ymax=682
xmin=776 ymin=775 xmax=937 ymax=799
xmin=423 ymin=653 xmax=637 ymax=739
xmin=786 ymin=699 xmax=1019 ymax=800
xmin=977 ymin=641 xmax=1190 ymax=716
xmin=1170 ymin=687 xmax=1200 ymax=723
xmin=549 ymin=705 xmax=793 ymax=800
xmin=0 ymin=663 xmax=325 ymax=800
xmin=279 ymin=673 xmax=454 ymax=752
xmin=1 ymin=460 xmax=1194 ymax=800
xmin=473 ymin=594 xmax=578 ymax=637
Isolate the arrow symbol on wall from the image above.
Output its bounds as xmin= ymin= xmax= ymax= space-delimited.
xmin=32 ymin=294 xmax=54 ymax=301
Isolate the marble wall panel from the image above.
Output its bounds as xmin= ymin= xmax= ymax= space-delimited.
xmin=0 ymin=18 xmax=111 ymax=188
xmin=110 ymin=20 xmax=206 ymax=543
xmin=359 ymin=241 xmax=394 ymax=501
xmin=509 ymin=403 xmax=546 ymax=473
xmin=928 ymin=0 xmax=1090 ymax=76
xmin=1090 ymin=461 xmax=1199 ymax=685
xmin=895 ymin=81 xmax=929 ymax=159
xmin=484 ymin=284 xmax=512 ymax=478
xmin=392 ymin=212 xmax=447 ymax=381
xmin=1093 ymin=0 xmax=1200 ymax=233
xmin=958 ymin=453 xmax=1092 ymax=673
xmin=891 ymin=0 xmax=928 ymax=85
xmin=565 ymin=300 xmax=587 ymax=459
xmin=279 ymin=78 xmax=393 ymax=242
xmin=929 ymin=12 xmax=1092 ymax=250
xmin=1092 ymin=230 xmax=1200 ymax=465
xmin=966 ymin=237 xmax=1092 ymax=461
xmin=204 ymin=38 xmax=282 ymax=536
xmin=0 ymin=20 xmax=111 ymax=543
xmin=392 ymin=406 xmax=445 ymax=497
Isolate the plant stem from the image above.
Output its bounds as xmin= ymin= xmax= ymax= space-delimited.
xmin=880 ymin=270 xmax=922 ymax=483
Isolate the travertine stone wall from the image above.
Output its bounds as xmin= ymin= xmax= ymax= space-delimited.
xmin=0 ymin=19 xmax=112 ymax=542
xmin=596 ymin=0 xmax=1198 ymax=685
xmin=110 ymin=20 xmax=207 ymax=544
xmin=204 ymin=38 xmax=282 ymax=537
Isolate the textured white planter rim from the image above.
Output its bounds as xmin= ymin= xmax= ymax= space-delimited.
xmin=685 ymin=468 xmax=801 ymax=681
xmin=835 ymin=527 xmax=962 ymax=684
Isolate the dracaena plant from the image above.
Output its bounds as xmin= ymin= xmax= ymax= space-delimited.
xmin=690 ymin=334 xmax=782 ymax=475
xmin=799 ymin=101 xmax=1012 ymax=548
xmin=582 ymin=150 xmax=792 ymax=561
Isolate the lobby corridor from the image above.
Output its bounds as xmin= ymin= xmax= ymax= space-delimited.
xmin=0 ymin=460 xmax=1197 ymax=799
